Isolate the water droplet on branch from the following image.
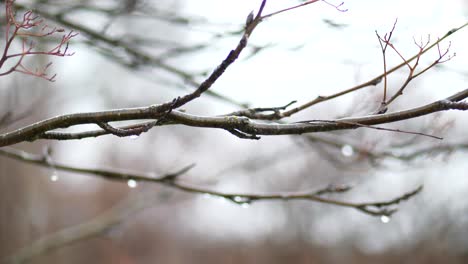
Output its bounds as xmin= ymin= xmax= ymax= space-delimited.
xmin=240 ymin=203 xmax=250 ymax=208
xmin=380 ymin=215 xmax=390 ymax=223
xmin=341 ymin=144 xmax=354 ymax=157
xmin=127 ymin=179 xmax=138 ymax=188
xmin=230 ymin=196 xmax=252 ymax=208
xmin=50 ymin=172 xmax=59 ymax=182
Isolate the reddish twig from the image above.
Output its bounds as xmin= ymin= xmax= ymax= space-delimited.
xmin=377 ymin=31 xmax=454 ymax=108
xmin=375 ymin=19 xmax=398 ymax=109
xmin=0 ymin=0 xmax=77 ymax=81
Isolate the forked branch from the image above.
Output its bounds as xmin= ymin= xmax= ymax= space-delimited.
xmin=0 ymin=0 xmax=77 ymax=81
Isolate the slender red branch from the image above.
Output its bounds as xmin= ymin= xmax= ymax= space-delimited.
xmin=0 ymin=0 xmax=77 ymax=81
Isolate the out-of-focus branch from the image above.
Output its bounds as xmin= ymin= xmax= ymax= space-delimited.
xmin=4 ymin=188 xmax=168 ymax=264
xmin=394 ymin=142 xmax=468 ymax=160
xmin=1 ymin=158 xmax=418 ymax=264
xmin=261 ymin=0 xmax=347 ymax=19
xmin=0 ymin=147 xmax=422 ymax=219
xmin=163 ymin=0 xmax=268 ymax=110
xmin=0 ymin=147 xmax=195 ymax=184
xmin=303 ymin=133 xmax=468 ymax=165
xmin=11 ymin=2 xmax=248 ymax=107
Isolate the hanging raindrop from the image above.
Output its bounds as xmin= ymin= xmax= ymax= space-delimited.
xmin=231 ymin=196 xmax=252 ymax=208
xmin=341 ymin=144 xmax=354 ymax=157
xmin=129 ymin=135 xmax=140 ymax=140
xmin=127 ymin=179 xmax=138 ymax=188
xmin=50 ymin=172 xmax=59 ymax=182
xmin=233 ymin=196 xmax=242 ymax=202
xmin=380 ymin=215 xmax=390 ymax=224
xmin=233 ymin=196 xmax=250 ymax=203
xmin=240 ymin=203 xmax=250 ymax=209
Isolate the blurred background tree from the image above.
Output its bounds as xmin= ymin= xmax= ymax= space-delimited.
xmin=1 ymin=0 xmax=468 ymax=263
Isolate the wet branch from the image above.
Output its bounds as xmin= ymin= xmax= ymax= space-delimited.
xmin=1 ymin=89 xmax=467 ymax=146
xmin=0 ymin=146 xmax=421 ymax=218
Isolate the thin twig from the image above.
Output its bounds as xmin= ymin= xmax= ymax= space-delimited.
xmin=297 ymin=119 xmax=443 ymax=140
xmin=276 ymin=22 xmax=468 ymax=119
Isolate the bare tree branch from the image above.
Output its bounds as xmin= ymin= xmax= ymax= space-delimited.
xmin=1 ymin=89 xmax=467 ymax=146
xmin=0 ymin=147 xmax=422 ymax=218
xmin=11 ymin=2 xmax=250 ymax=107
xmin=243 ymin=22 xmax=468 ymax=120
xmin=4 ymin=191 xmax=163 ymax=264
xmin=2 ymin=2 xmax=466 ymax=261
